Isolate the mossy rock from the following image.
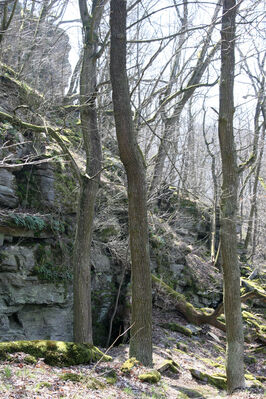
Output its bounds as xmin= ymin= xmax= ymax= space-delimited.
xmin=121 ymin=357 xmax=139 ymax=374
xmin=87 ymin=377 xmax=106 ymax=390
xmin=200 ymin=357 xmax=225 ymax=370
xmin=245 ymin=373 xmax=264 ymax=390
xmin=190 ymin=368 xmax=226 ymax=390
xmin=241 ymin=277 xmax=265 ymax=293
xmin=105 ymin=369 xmax=117 ymax=385
xmin=176 ymin=341 xmax=188 ymax=352
xmin=157 ymin=359 xmax=180 ymax=374
xmin=0 ymin=340 xmax=112 ymax=366
xmin=161 ymin=322 xmax=192 ymax=337
xmin=177 ymin=386 xmax=208 ymax=398
xmin=60 ymin=373 xmax=106 ymax=389
xmin=138 ymin=369 xmax=161 ymax=383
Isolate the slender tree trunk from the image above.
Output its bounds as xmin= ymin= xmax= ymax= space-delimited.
xmin=73 ymin=0 xmax=106 ymax=344
xmin=218 ymin=0 xmax=245 ymax=393
xmin=0 ymin=0 xmax=18 ymax=44
xmin=110 ymin=0 xmax=153 ymax=366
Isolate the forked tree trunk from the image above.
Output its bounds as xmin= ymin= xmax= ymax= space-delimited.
xmin=218 ymin=0 xmax=245 ymax=393
xmin=110 ymin=0 xmax=153 ymax=366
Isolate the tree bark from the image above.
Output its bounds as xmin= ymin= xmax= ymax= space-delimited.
xmin=73 ymin=0 xmax=106 ymax=344
xmin=218 ymin=0 xmax=245 ymax=393
xmin=110 ymin=0 xmax=153 ymax=366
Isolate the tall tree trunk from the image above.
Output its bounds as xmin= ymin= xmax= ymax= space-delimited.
xmin=218 ymin=0 xmax=245 ymax=393
xmin=110 ymin=0 xmax=153 ymax=366
xmin=73 ymin=0 xmax=106 ymax=344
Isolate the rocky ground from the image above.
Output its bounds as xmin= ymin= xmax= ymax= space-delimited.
xmin=0 ymin=308 xmax=264 ymax=399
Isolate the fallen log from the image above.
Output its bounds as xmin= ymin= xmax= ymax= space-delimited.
xmin=152 ymin=274 xmax=266 ymax=332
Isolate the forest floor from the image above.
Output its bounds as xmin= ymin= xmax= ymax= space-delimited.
xmin=0 ymin=308 xmax=265 ymax=399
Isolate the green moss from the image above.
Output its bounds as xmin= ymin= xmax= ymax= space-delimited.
xmin=138 ymin=370 xmax=161 ymax=383
xmin=177 ymin=393 xmax=189 ymax=399
xmin=161 ymin=322 xmax=192 ymax=337
xmin=241 ymin=277 xmax=265 ymax=293
xmin=24 ymin=354 xmax=37 ymax=364
xmin=105 ymin=369 xmax=117 ymax=385
xmin=36 ymin=381 xmax=52 ymax=389
xmin=200 ymin=357 xmax=225 ymax=370
xmin=199 ymin=308 xmax=213 ymax=316
xmin=86 ymin=377 xmax=106 ymax=389
xmin=60 ymin=372 xmax=84 ymax=382
xmin=174 ymin=348 xmax=187 ymax=355
xmin=0 ymin=340 xmax=112 ymax=366
xmin=244 ymin=374 xmax=264 ymax=389
xmin=121 ymin=357 xmax=139 ymax=374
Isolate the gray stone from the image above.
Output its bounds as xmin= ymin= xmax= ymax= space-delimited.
xmin=0 ymin=169 xmax=19 ymax=208
xmin=17 ymin=305 xmax=73 ymax=341
xmin=33 ymin=165 xmax=55 ymax=206
xmin=0 ymin=250 xmax=18 ymax=272
xmin=169 ymin=263 xmax=184 ymax=277
xmin=1 ymin=245 xmax=36 ymax=273
xmin=0 ymin=314 xmax=9 ymax=331
xmin=91 ymin=248 xmax=111 ymax=272
xmin=0 ymin=274 xmax=68 ymax=305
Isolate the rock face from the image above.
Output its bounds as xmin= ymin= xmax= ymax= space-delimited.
xmin=0 ymin=169 xmax=19 ymax=208
xmin=0 ymin=242 xmax=73 ymax=342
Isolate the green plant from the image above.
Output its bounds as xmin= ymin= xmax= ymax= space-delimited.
xmin=33 ymin=262 xmax=72 ymax=283
xmin=35 ymin=381 xmax=52 ymax=390
xmin=8 ymin=214 xmax=45 ymax=231
xmin=123 ymin=387 xmax=134 ymax=396
xmin=2 ymin=367 xmax=12 ymax=379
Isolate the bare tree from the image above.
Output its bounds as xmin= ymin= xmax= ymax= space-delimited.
xmin=110 ymin=0 xmax=153 ymax=366
xmin=0 ymin=0 xmax=18 ymax=44
xmin=73 ymin=0 xmax=107 ymax=344
xmin=218 ymin=0 xmax=245 ymax=393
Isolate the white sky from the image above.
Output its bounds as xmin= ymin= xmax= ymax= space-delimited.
xmin=63 ymin=0 xmax=82 ymax=68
